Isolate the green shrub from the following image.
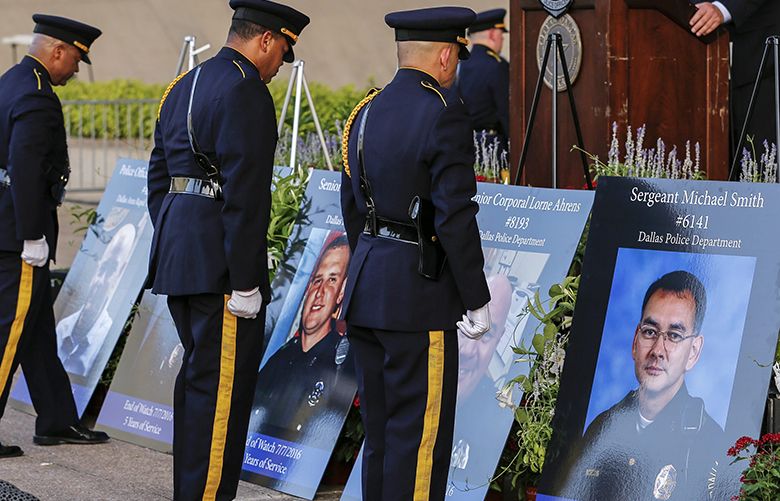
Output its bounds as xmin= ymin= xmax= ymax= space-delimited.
xmin=268 ymin=80 xmax=367 ymax=135
xmin=56 ymin=78 xmax=366 ymax=142
xmin=55 ymin=80 xmax=164 ymax=141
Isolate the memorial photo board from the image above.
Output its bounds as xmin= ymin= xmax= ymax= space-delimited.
xmin=11 ymin=158 xmax=153 ymax=417
xmin=342 ymin=182 xmax=595 ymax=501
xmin=241 ymin=169 xmax=358 ymax=500
xmin=95 ymin=166 xmax=293 ymax=451
xmin=537 ymin=177 xmax=780 ymax=501
xmin=94 ymin=291 xmax=178 ymax=452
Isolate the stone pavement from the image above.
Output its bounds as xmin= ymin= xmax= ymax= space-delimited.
xmin=0 ymin=407 xmax=342 ymax=500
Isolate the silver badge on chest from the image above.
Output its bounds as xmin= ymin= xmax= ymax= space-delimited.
xmin=654 ymin=464 xmax=677 ymax=500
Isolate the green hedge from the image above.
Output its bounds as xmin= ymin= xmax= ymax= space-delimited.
xmin=55 ymin=80 xmax=164 ymax=141
xmin=56 ymin=78 xmax=366 ymax=140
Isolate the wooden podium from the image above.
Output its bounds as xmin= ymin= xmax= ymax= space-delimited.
xmin=509 ymin=0 xmax=730 ymax=187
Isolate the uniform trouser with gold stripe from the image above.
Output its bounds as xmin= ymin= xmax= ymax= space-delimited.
xmin=0 ymin=253 xmax=79 ymax=435
xmin=167 ymin=294 xmax=265 ymax=501
xmin=348 ymin=325 xmax=458 ymax=501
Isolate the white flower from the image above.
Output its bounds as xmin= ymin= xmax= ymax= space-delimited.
xmin=550 ymin=347 xmax=566 ymax=376
xmin=496 ymin=384 xmax=515 ymax=409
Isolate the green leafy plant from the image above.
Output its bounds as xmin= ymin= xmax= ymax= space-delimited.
xmin=68 ymin=205 xmax=99 ymax=234
xmin=728 ymin=433 xmax=780 ymax=500
xmin=501 ymin=275 xmax=579 ymax=493
xmin=267 ymin=166 xmax=311 ymax=278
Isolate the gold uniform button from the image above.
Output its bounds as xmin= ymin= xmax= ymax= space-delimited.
xmin=629 ymin=458 xmax=636 ymax=466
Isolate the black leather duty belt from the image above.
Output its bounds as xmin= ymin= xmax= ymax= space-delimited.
xmin=169 ymin=176 xmax=221 ymax=199
xmin=0 ymin=168 xmax=10 ymax=187
xmin=364 ymin=217 xmax=418 ymax=245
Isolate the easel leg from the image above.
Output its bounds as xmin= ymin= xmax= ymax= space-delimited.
xmin=514 ymin=36 xmax=554 ymax=185
xmin=555 ymin=37 xmax=593 ymax=189
xmin=277 ymin=63 xmax=298 ymax=136
xmin=729 ymin=40 xmax=772 ymax=180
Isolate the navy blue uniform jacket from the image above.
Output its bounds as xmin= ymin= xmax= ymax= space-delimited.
xmin=147 ymin=47 xmax=275 ymax=298
xmin=340 ymin=68 xmax=490 ymax=332
xmin=457 ymin=44 xmax=509 ymax=137
xmin=0 ymin=56 xmax=66 ymax=259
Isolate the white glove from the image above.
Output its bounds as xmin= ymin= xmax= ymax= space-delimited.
xmin=21 ymin=236 xmax=49 ymax=267
xmin=227 ymin=287 xmax=263 ymax=319
xmin=456 ymin=303 xmax=491 ymax=340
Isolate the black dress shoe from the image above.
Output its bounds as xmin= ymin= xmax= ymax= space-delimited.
xmin=33 ymin=424 xmax=110 ymax=445
xmin=0 ymin=441 xmax=23 ymax=458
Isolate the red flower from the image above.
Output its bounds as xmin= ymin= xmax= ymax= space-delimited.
xmin=728 ymin=436 xmax=756 ymax=457
xmin=352 ymin=395 xmax=360 ymax=408
xmin=758 ymin=432 xmax=780 ymax=446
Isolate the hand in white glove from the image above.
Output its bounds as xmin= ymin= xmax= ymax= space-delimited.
xmin=456 ymin=303 xmax=491 ymax=340
xmin=21 ymin=236 xmax=49 ymax=267
xmin=227 ymin=287 xmax=263 ymax=319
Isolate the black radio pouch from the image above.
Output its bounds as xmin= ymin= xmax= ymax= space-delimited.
xmin=408 ymin=196 xmax=447 ymax=280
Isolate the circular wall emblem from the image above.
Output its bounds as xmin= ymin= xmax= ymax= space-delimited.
xmin=536 ymin=14 xmax=582 ymax=93
xmin=539 ymin=0 xmax=573 ymax=18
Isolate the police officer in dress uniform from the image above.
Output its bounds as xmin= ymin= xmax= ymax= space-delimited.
xmin=340 ymin=7 xmax=492 ymax=500
xmin=146 ymin=1 xmax=308 ymax=498
xmin=457 ymin=9 xmax=510 ymax=154
xmin=552 ymin=271 xmax=725 ymax=501
xmin=0 ymin=14 xmax=109 ymax=458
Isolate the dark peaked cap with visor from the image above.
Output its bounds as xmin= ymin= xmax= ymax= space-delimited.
xmin=385 ymin=7 xmax=476 ymax=60
xmin=229 ymin=0 xmax=310 ymax=63
xmin=32 ymin=14 xmax=102 ymax=64
xmin=469 ymin=8 xmax=508 ymax=34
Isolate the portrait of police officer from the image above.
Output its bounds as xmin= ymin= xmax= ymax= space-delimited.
xmin=0 ymin=14 xmax=109 ymax=458
xmin=248 ymin=233 xmax=355 ymax=450
xmin=56 ymin=221 xmax=137 ymax=377
xmin=553 ymin=270 xmax=724 ymax=501
xmin=145 ymin=1 xmax=308 ymax=498
xmin=450 ymin=274 xmax=512 ymax=480
xmin=457 ymin=8 xmax=510 ymax=153
xmin=340 ymin=7 xmax=492 ymax=500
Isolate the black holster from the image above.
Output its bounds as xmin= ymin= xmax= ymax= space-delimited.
xmin=45 ymin=162 xmax=70 ymax=205
xmin=408 ymin=196 xmax=447 ymax=280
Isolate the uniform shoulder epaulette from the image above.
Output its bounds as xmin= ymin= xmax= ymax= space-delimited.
xmin=486 ymin=49 xmax=502 ymax=63
xmin=231 ymin=59 xmax=246 ymax=79
xmin=32 ymin=69 xmax=45 ymax=92
xmin=420 ymin=80 xmax=447 ymax=107
xmin=341 ymin=87 xmax=382 ymax=178
xmin=157 ymin=70 xmax=189 ymax=121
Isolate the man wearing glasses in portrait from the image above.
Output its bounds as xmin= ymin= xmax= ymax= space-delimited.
xmin=553 ymin=270 xmax=723 ymax=501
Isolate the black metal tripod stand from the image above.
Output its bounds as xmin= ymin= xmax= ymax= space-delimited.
xmin=514 ymin=32 xmax=593 ymax=189
xmin=728 ymin=35 xmax=780 ymax=181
